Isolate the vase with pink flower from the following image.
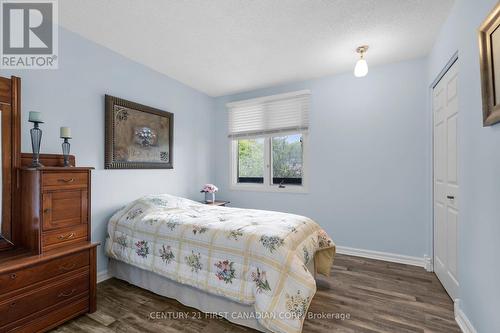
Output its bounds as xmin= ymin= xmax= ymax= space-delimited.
xmin=201 ymin=184 xmax=218 ymax=203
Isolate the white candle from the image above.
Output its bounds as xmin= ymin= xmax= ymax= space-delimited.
xmin=60 ymin=126 xmax=72 ymax=138
xmin=28 ymin=111 xmax=42 ymax=122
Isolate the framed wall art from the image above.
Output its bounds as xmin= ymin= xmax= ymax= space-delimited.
xmin=105 ymin=95 xmax=173 ymax=169
xmin=479 ymin=2 xmax=500 ymax=126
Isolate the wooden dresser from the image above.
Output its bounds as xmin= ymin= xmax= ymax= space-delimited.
xmin=0 ymin=155 xmax=98 ymax=332
xmin=0 ymin=75 xmax=98 ymax=332
xmin=0 ymin=244 xmax=97 ymax=332
xmin=20 ymin=165 xmax=93 ymax=253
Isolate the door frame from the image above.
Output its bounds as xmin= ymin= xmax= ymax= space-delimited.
xmin=429 ymin=51 xmax=459 ymax=273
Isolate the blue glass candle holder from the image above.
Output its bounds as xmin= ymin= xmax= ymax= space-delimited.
xmin=61 ymin=137 xmax=71 ymax=167
xmin=29 ymin=120 xmax=44 ymax=168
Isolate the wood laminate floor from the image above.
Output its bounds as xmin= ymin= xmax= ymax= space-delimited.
xmin=52 ymin=254 xmax=460 ymax=333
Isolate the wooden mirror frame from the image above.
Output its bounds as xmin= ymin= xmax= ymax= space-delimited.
xmin=0 ymin=76 xmax=21 ymax=251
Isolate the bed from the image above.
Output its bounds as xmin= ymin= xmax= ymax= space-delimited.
xmin=105 ymin=194 xmax=335 ymax=333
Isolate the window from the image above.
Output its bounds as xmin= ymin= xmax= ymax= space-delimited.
xmin=237 ymin=138 xmax=264 ymax=183
xmin=272 ymin=134 xmax=303 ymax=185
xmin=227 ymin=90 xmax=310 ymax=192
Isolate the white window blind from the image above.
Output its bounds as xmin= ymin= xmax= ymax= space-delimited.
xmin=227 ymin=90 xmax=310 ymax=138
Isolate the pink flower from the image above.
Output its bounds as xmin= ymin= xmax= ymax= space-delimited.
xmin=201 ymin=183 xmax=218 ymax=193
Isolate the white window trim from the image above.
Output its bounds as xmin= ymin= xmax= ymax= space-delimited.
xmin=229 ymin=132 xmax=309 ymax=194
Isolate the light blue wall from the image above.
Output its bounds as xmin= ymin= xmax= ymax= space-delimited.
xmin=0 ymin=28 xmax=215 ymax=273
xmin=214 ymin=58 xmax=431 ymax=258
xmin=427 ymin=0 xmax=500 ymax=331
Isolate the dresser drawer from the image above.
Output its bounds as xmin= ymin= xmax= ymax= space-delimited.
xmin=7 ymin=296 xmax=89 ymax=333
xmin=0 ymin=270 xmax=89 ymax=327
xmin=0 ymin=250 xmax=89 ymax=296
xmin=42 ymin=171 xmax=88 ymax=188
xmin=43 ymin=225 xmax=88 ymax=251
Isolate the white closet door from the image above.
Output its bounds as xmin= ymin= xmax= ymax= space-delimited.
xmin=433 ymin=60 xmax=459 ymax=300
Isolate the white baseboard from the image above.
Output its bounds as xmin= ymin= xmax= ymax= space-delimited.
xmin=336 ymin=245 xmax=427 ymax=268
xmin=423 ymin=255 xmax=433 ymax=272
xmin=97 ymin=269 xmax=112 ymax=283
xmin=455 ymin=299 xmax=478 ymax=333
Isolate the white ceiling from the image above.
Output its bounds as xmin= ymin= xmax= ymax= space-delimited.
xmin=60 ymin=0 xmax=454 ymax=96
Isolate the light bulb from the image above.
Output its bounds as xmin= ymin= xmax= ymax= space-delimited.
xmin=354 ymin=58 xmax=368 ymax=77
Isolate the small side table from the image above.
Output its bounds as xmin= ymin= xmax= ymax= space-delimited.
xmin=202 ymin=200 xmax=230 ymax=207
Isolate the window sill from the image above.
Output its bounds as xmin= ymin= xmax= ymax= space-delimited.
xmin=229 ymin=184 xmax=308 ymax=194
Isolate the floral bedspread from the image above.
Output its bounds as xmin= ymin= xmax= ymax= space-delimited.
xmin=105 ymin=194 xmax=335 ymax=333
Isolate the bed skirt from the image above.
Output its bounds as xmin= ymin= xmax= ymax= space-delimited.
xmin=109 ymin=259 xmax=272 ymax=332
xmin=108 ymin=258 xmax=316 ymax=332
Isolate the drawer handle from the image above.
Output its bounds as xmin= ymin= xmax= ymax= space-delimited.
xmin=44 ymin=208 xmax=51 ymax=214
xmin=10 ymin=273 xmax=16 ymax=279
xmin=57 ymin=178 xmax=75 ymax=183
xmin=57 ymin=232 xmax=75 ymax=240
xmin=9 ymin=302 xmax=16 ymax=308
xmin=58 ymin=289 xmax=77 ymax=298
xmin=59 ymin=263 xmax=76 ymax=271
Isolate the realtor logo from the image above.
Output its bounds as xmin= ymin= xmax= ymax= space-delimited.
xmin=1 ymin=0 xmax=58 ymax=69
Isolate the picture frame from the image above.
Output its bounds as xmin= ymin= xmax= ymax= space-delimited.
xmin=105 ymin=95 xmax=173 ymax=169
xmin=479 ymin=2 xmax=500 ymax=126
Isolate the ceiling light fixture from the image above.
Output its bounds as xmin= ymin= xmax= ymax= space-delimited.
xmin=354 ymin=45 xmax=369 ymax=77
